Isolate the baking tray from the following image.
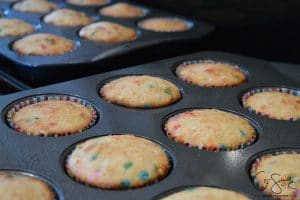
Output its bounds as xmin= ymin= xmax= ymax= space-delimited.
xmin=0 ymin=70 xmax=30 ymax=95
xmin=0 ymin=0 xmax=214 ymax=86
xmin=0 ymin=51 xmax=299 ymax=200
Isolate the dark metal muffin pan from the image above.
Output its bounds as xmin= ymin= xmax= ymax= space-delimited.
xmin=0 ymin=51 xmax=299 ymax=200
xmin=0 ymin=0 xmax=214 ymax=85
xmin=0 ymin=70 xmax=30 ymax=95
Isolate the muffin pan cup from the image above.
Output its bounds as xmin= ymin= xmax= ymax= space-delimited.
xmin=162 ymin=108 xmax=261 ymax=152
xmin=5 ymin=94 xmax=99 ymax=136
xmin=241 ymin=87 xmax=300 ymax=121
xmin=247 ymin=149 xmax=300 ymax=200
xmin=0 ymin=51 xmax=299 ymax=199
xmin=0 ymin=0 xmax=214 ymax=86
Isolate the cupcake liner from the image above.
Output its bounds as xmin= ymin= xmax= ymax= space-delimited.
xmin=242 ymin=87 xmax=300 ymax=121
xmin=175 ymin=59 xmax=247 ymax=88
xmin=6 ymin=94 xmax=98 ymax=136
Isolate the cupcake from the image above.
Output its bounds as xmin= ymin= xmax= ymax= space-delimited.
xmin=44 ymin=9 xmax=93 ymax=27
xmin=7 ymin=96 xmax=97 ymax=136
xmin=0 ymin=18 xmax=34 ymax=37
xmin=12 ymin=33 xmax=75 ymax=56
xmin=79 ymin=21 xmax=137 ymax=43
xmin=0 ymin=171 xmax=55 ymax=200
xmin=66 ymin=134 xmax=171 ymax=189
xmin=13 ymin=0 xmax=57 ymax=13
xmin=138 ymin=17 xmax=191 ymax=32
xmin=160 ymin=187 xmax=251 ymax=200
xmin=66 ymin=0 xmax=108 ymax=6
xmin=99 ymin=2 xmax=146 ymax=18
xmin=164 ymin=109 xmax=256 ymax=151
xmin=242 ymin=88 xmax=300 ymax=121
xmin=100 ymin=75 xmax=181 ymax=108
xmin=251 ymin=151 xmax=300 ymax=200
xmin=176 ymin=60 xmax=247 ymax=87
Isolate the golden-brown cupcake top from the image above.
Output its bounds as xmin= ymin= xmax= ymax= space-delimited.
xmin=12 ymin=33 xmax=75 ymax=56
xmin=66 ymin=134 xmax=171 ymax=189
xmin=243 ymin=91 xmax=300 ymax=121
xmin=165 ymin=109 xmax=256 ymax=151
xmin=0 ymin=18 xmax=34 ymax=37
xmin=160 ymin=187 xmax=251 ymax=200
xmin=138 ymin=17 xmax=190 ymax=32
xmin=13 ymin=0 xmax=58 ymax=13
xmin=100 ymin=75 xmax=181 ymax=108
xmin=67 ymin=0 xmax=108 ymax=6
xmin=79 ymin=21 xmax=137 ymax=43
xmin=176 ymin=61 xmax=247 ymax=87
xmin=0 ymin=171 xmax=55 ymax=200
xmin=44 ymin=9 xmax=93 ymax=27
xmin=251 ymin=152 xmax=300 ymax=200
xmin=99 ymin=2 xmax=146 ymax=18
xmin=11 ymin=100 xmax=94 ymax=136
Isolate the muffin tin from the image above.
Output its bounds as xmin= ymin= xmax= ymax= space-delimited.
xmin=0 ymin=0 xmax=214 ymax=85
xmin=0 ymin=51 xmax=299 ymax=200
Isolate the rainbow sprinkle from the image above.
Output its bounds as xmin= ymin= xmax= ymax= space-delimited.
xmin=123 ymin=162 xmax=133 ymax=170
xmin=121 ymin=180 xmax=131 ymax=188
xmin=138 ymin=170 xmax=149 ymax=181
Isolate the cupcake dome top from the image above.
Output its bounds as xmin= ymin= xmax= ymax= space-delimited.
xmin=66 ymin=134 xmax=171 ymax=189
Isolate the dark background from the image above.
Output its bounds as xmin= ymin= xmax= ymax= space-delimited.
xmin=139 ymin=0 xmax=300 ymax=64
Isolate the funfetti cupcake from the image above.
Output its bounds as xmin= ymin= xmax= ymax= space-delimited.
xmin=100 ymin=75 xmax=181 ymax=108
xmin=65 ymin=134 xmax=171 ymax=189
xmin=176 ymin=60 xmax=247 ymax=87
xmin=164 ymin=109 xmax=256 ymax=151
xmin=7 ymin=95 xmax=97 ymax=136
xmin=0 ymin=171 xmax=55 ymax=200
